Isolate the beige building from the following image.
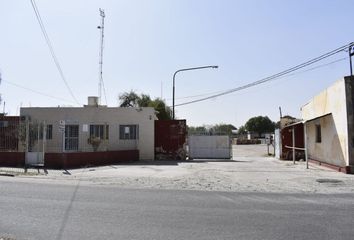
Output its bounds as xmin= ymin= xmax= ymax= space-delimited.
xmin=20 ymin=98 xmax=156 ymax=160
xmin=301 ymin=76 xmax=354 ymax=173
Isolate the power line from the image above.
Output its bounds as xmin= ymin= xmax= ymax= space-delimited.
xmin=279 ymin=57 xmax=347 ymax=78
xmin=3 ymin=79 xmax=78 ymax=104
xmin=30 ymin=0 xmax=81 ymax=105
xmin=175 ymin=42 xmax=353 ymax=107
xmin=173 ymin=57 xmax=347 ymax=101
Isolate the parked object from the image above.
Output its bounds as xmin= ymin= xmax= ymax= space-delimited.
xmin=155 ymin=120 xmax=187 ymax=160
xmin=188 ymin=135 xmax=231 ymax=159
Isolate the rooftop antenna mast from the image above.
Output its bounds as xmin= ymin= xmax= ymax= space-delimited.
xmin=97 ymin=8 xmax=106 ymax=105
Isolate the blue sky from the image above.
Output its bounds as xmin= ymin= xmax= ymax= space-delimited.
xmin=0 ymin=0 xmax=353 ymax=127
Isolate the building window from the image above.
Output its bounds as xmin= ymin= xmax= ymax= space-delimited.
xmin=46 ymin=125 xmax=53 ymax=140
xmin=315 ymin=124 xmax=321 ymax=143
xmin=119 ymin=125 xmax=138 ymax=140
xmin=90 ymin=124 xmax=109 ymax=140
xmin=38 ymin=124 xmax=53 ymax=140
xmin=65 ymin=125 xmax=79 ymax=151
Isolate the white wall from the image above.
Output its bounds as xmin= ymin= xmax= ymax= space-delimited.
xmin=20 ymin=107 xmax=156 ymax=160
xmin=301 ymin=78 xmax=349 ymax=167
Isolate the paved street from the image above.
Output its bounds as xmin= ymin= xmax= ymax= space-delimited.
xmin=1 ymin=144 xmax=354 ymax=239
xmin=1 ymin=180 xmax=354 ymax=240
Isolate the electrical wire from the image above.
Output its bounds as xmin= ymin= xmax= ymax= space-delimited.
xmin=278 ymin=57 xmax=347 ymax=78
xmin=3 ymin=79 xmax=78 ymax=104
xmin=175 ymin=42 xmax=353 ymax=107
xmin=30 ymin=0 xmax=81 ymax=105
xmin=166 ymin=90 xmax=224 ymax=101
xmin=171 ymin=57 xmax=347 ymax=102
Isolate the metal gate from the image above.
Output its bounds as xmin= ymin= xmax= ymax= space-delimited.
xmin=25 ymin=121 xmax=46 ymax=166
xmin=188 ymin=135 xmax=231 ymax=159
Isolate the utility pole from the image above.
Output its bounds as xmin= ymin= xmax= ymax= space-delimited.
xmin=97 ymin=8 xmax=105 ymax=105
xmin=0 ymin=71 xmax=2 ymax=107
xmin=349 ymin=43 xmax=354 ymax=77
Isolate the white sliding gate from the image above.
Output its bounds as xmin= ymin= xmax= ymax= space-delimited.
xmin=188 ymin=135 xmax=231 ymax=159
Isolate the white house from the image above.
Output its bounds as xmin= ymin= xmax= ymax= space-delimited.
xmin=20 ymin=97 xmax=156 ymax=161
xmin=301 ymin=76 xmax=354 ymax=173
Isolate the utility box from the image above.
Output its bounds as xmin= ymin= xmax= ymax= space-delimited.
xmin=188 ymin=135 xmax=231 ymax=159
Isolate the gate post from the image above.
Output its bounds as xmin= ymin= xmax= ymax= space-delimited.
xmin=42 ymin=121 xmax=46 ymax=166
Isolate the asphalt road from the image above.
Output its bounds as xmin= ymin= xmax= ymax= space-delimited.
xmin=0 ymin=180 xmax=353 ymax=240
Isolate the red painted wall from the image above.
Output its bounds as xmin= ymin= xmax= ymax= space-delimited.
xmin=0 ymin=152 xmax=25 ymax=167
xmin=0 ymin=150 xmax=138 ymax=169
xmin=281 ymin=124 xmax=304 ymax=160
xmin=155 ymin=120 xmax=187 ymax=160
xmin=45 ymin=150 xmax=139 ymax=169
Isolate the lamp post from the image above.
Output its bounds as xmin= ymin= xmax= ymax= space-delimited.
xmin=172 ymin=65 xmax=218 ymax=120
xmin=349 ymin=43 xmax=354 ymax=77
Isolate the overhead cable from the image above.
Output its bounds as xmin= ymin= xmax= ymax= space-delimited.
xmin=3 ymin=79 xmax=78 ymax=104
xmin=173 ymin=57 xmax=347 ymax=101
xmin=30 ymin=0 xmax=81 ymax=105
xmin=175 ymin=42 xmax=353 ymax=107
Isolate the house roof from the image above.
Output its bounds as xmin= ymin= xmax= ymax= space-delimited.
xmin=283 ymin=112 xmax=332 ymax=129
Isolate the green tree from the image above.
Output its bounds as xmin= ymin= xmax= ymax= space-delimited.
xmin=195 ymin=126 xmax=207 ymax=133
xmin=118 ymin=91 xmax=172 ymax=120
xmin=148 ymin=98 xmax=172 ymax=120
xmin=118 ymin=90 xmax=139 ymax=107
xmin=137 ymin=94 xmax=151 ymax=107
xmin=244 ymin=116 xmax=275 ymax=136
xmin=188 ymin=125 xmax=207 ymax=134
xmin=237 ymin=125 xmax=247 ymax=134
xmin=211 ymin=124 xmax=237 ymax=135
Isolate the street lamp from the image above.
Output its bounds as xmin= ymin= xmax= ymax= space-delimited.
xmin=172 ymin=65 xmax=218 ymax=120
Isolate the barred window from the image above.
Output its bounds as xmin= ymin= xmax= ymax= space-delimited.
xmin=37 ymin=124 xmax=53 ymax=140
xmin=90 ymin=124 xmax=109 ymax=140
xmin=46 ymin=125 xmax=53 ymax=140
xmin=65 ymin=125 xmax=79 ymax=151
xmin=119 ymin=125 xmax=138 ymax=140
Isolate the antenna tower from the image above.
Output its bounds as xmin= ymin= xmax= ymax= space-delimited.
xmin=97 ymin=8 xmax=105 ymax=104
